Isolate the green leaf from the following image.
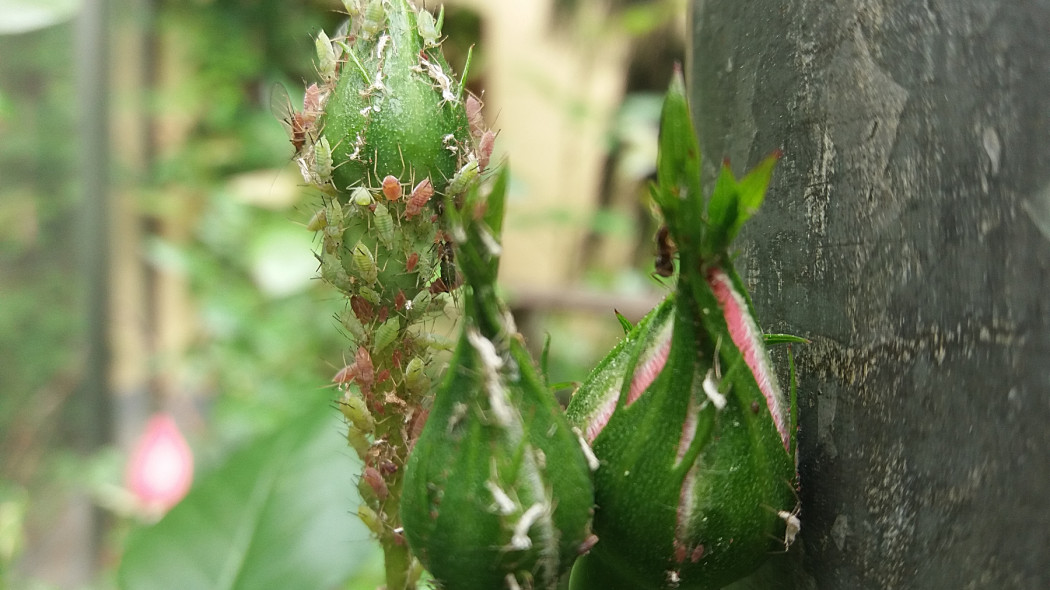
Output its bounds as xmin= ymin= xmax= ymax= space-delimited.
xmin=118 ymin=399 xmax=371 ymax=590
xmin=653 ymin=68 xmax=703 ymax=258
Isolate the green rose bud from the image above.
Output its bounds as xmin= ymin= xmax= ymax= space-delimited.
xmin=401 ymin=173 xmax=597 ymax=590
xmin=565 ymin=71 xmax=800 ymax=590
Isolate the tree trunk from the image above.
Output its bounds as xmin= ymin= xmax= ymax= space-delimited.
xmin=690 ymin=1 xmax=1050 ymax=588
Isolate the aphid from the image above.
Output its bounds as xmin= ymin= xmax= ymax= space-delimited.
xmin=301 ymin=83 xmax=325 ymax=125
xmin=306 ymin=207 xmax=328 ymax=232
xmin=342 ymin=0 xmax=362 ymax=18
xmin=416 ymin=6 xmax=443 ymax=46
xmin=405 ymin=178 xmax=434 ymax=218
xmin=352 ymin=186 xmax=374 ymax=207
xmin=353 ymin=346 xmax=375 ymax=390
xmin=410 ymin=290 xmax=431 ymax=316
xmin=394 ymin=290 xmax=407 ymax=311
xmin=357 ymin=285 xmax=382 ymax=306
xmin=316 ymin=29 xmax=338 ymax=82
xmin=373 ymin=316 xmax=400 ymax=353
xmin=465 ymin=93 xmax=485 ymax=140
xmin=477 ymin=130 xmax=496 ymax=172
xmin=347 ymin=427 xmax=371 ymax=459
xmin=404 ymin=357 xmax=430 ymax=395
xmin=381 ymin=175 xmax=402 ymax=201
xmin=339 ymin=394 xmax=375 ymax=434
xmin=357 ymin=504 xmax=383 ymax=536
xmin=446 ymin=159 xmax=480 ymax=196
xmin=350 ymin=295 xmax=374 ymax=323
xmin=362 ymin=466 xmax=389 ymax=501
xmin=405 ymin=251 xmax=420 ymax=273
xmin=655 ymin=225 xmax=676 ymax=277
xmin=361 ymin=0 xmax=384 ymax=38
xmin=341 ymin=307 xmax=366 ymax=341
xmin=352 ymin=241 xmax=379 ymax=285
xmin=373 ymin=202 xmax=395 ymax=248
xmin=270 ymin=83 xmax=308 ymax=154
xmin=313 ymin=135 xmax=334 ymax=185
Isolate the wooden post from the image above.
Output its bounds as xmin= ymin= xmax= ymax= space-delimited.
xmin=690 ymin=1 xmax=1050 ymax=587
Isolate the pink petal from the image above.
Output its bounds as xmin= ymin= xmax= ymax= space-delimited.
xmin=126 ymin=414 xmax=194 ymax=512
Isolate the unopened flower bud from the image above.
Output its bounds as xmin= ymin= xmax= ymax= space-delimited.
xmin=402 ymin=173 xmax=595 ymax=589
xmin=566 ymin=71 xmax=799 ymax=590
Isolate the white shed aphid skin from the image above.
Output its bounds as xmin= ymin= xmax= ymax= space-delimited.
xmin=509 ymin=503 xmax=547 ymax=551
xmin=778 ymin=509 xmax=801 ymax=550
xmin=485 ymin=480 xmax=517 ymax=515
xmin=504 ymin=574 xmax=522 ymax=590
xmin=702 ymin=369 xmax=728 ymax=410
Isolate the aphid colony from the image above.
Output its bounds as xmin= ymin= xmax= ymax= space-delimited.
xmin=279 ymin=3 xmax=503 ymax=578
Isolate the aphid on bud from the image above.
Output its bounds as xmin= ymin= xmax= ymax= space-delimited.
xmin=270 ymin=83 xmax=308 ymax=154
xmin=362 ymin=0 xmax=384 ymax=38
xmin=417 ymin=7 xmax=443 ymax=46
xmin=358 ymin=504 xmax=383 ymax=536
xmin=316 ymin=29 xmax=337 ymax=82
xmin=465 ymin=93 xmax=485 ymax=140
xmin=301 ymin=83 xmax=325 ymax=124
xmin=373 ymin=317 xmax=400 ymax=353
xmin=352 ymin=241 xmax=379 ymax=285
xmin=477 ymin=130 xmax=496 ymax=172
xmin=654 ymin=225 xmax=676 ymax=278
xmin=350 ymin=295 xmax=374 ymax=323
xmin=306 ymin=207 xmax=328 ymax=232
xmin=404 ymin=357 xmax=430 ymax=395
xmin=340 ymin=394 xmax=375 ymax=434
xmin=347 ymin=426 xmax=370 ymax=458
xmin=362 ymin=466 xmax=389 ymax=501
xmin=405 ymin=178 xmax=434 ymax=218
xmin=341 ymin=307 xmax=366 ymax=341
xmin=446 ymin=159 xmax=480 ymax=196
xmin=342 ymin=0 xmax=362 ymax=18
xmin=405 ymin=251 xmax=419 ymax=273
xmin=313 ymin=136 xmax=334 ymax=185
xmin=357 ymin=285 xmax=382 ymax=306
xmin=410 ymin=290 xmax=431 ymax=317
xmin=373 ymin=202 xmax=395 ymax=248
xmin=352 ymin=186 xmax=374 ymax=207
xmin=381 ymin=175 xmax=401 ymax=201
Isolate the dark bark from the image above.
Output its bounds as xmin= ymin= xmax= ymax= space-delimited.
xmin=690 ymin=1 xmax=1050 ymax=588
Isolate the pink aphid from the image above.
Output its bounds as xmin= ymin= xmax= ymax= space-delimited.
xmin=405 ymin=252 xmax=420 ymax=273
xmin=382 ymin=175 xmax=402 ymax=201
xmin=477 ymin=130 xmax=496 ymax=172
xmin=406 ymin=178 xmax=434 ymax=218
xmin=362 ymin=466 xmax=389 ymax=501
xmin=465 ymin=93 xmax=485 ymax=140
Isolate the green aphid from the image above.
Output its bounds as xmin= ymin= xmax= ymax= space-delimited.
xmin=357 ymin=504 xmax=383 ymax=536
xmin=404 ymin=357 xmax=430 ymax=395
xmin=352 ymin=241 xmax=379 ymax=285
xmin=362 ymin=0 xmax=384 ymax=38
xmin=357 ymin=285 xmax=383 ymax=306
xmin=352 ymin=186 xmax=374 ymax=207
xmin=341 ymin=307 xmax=366 ymax=341
xmin=417 ymin=6 xmax=443 ymax=46
xmin=446 ymin=158 xmax=480 ymax=196
xmin=306 ymin=207 xmax=328 ymax=232
xmin=316 ymin=29 xmax=337 ymax=82
xmin=373 ymin=202 xmax=395 ymax=248
xmin=373 ymin=316 xmax=400 ymax=353
xmin=340 ymin=394 xmax=375 ymax=434
xmin=313 ymin=136 xmax=334 ymax=185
